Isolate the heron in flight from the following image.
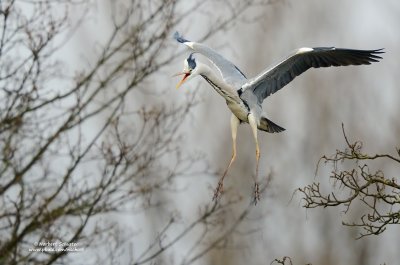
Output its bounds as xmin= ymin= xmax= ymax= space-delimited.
xmin=173 ymin=32 xmax=383 ymax=203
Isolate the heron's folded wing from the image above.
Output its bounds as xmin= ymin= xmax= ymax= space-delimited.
xmin=174 ymin=32 xmax=247 ymax=89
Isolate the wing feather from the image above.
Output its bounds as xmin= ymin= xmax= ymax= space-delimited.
xmin=174 ymin=32 xmax=247 ymax=89
xmin=241 ymin=47 xmax=384 ymax=104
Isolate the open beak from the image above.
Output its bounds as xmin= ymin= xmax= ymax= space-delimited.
xmin=173 ymin=72 xmax=190 ymax=89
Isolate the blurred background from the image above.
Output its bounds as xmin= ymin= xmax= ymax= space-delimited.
xmin=1 ymin=0 xmax=399 ymax=264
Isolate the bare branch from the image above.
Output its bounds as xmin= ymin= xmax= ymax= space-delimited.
xmin=299 ymin=124 xmax=400 ymax=238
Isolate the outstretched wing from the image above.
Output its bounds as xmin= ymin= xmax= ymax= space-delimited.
xmin=241 ymin=47 xmax=384 ymax=104
xmin=174 ymin=31 xmax=247 ymax=89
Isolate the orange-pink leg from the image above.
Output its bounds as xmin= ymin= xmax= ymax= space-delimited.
xmin=213 ymin=114 xmax=240 ymax=201
xmin=248 ymin=113 xmax=260 ymax=204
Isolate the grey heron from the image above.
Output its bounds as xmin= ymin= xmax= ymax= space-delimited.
xmin=173 ymin=31 xmax=383 ymax=203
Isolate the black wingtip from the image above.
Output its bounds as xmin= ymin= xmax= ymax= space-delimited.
xmin=373 ymin=48 xmax=385 ymax=53
xmin=368 ymin=48 xmax=385 ymax=61
xmin=173 ymin=31 xmax=190 ymax=43
xmin=371 ymin=48 xmax=385 ymax=55
xmin=335 ymin=47 xmax=385 ymax=62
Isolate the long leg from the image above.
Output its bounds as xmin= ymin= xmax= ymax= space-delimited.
xmin=213 ymin=114 xmax=240 ymax=201
xmin=248 ymin=113 xmax=260 ymax=204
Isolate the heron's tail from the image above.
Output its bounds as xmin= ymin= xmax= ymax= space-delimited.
xmin=258 ymin=116 xmax=285 ymax=133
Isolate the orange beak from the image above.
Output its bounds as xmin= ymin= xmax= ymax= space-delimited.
xmin=173 ymin=72 xmax=190 ymax=89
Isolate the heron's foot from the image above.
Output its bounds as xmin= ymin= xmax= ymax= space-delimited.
xmin=253 ymin=182 xmax=260 ymax=205
xmin=212 ymin=181 xmax=224 ymax=201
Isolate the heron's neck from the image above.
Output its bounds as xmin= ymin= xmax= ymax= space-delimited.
xmin=197 ymin=63 xmax=238 ymax=101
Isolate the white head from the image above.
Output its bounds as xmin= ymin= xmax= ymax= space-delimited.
xmin=174 ymin=53 xmax=199 ymax=89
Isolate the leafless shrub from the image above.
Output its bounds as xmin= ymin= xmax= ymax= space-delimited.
xmin=299 ymin=124 xmax=400 ymax=238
